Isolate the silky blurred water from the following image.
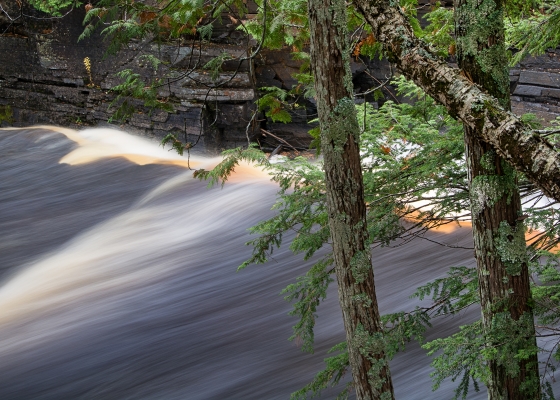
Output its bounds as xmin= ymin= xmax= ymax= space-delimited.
xmin=0 ymin=127 xmax=488 ymax=399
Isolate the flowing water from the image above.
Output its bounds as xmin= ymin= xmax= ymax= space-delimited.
xmin=0 ymin=126 xmax=489 ymax=399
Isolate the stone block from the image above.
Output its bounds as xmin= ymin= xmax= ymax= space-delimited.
xmin=178 ymin=101 xmax=204 ymax=110
xmin=150 ymin=110 xmax=169 ymax=123
xmin=511 ymin=100 xmax=560 ymax=126
xmin=285 ymin=57 xmax=303 ymax=69
xmin=261 ymin=50 xmax=288 ymax=65
xmin=63 ymin=78 xmax=85 ymax=87
xmin=180 ymin=71 xmax=251 ymax=88
xmin=513 ymin=85 xmax=542 ymax=97
xmin=351 ymin=60 xmax=368 ymax=76
xmin=172 ymin=86 xmax=254 ymax=101
xmin=256 ymin=72 xmax=282 ymax=89
xmin=92 ymin=110 xmax=109 ymax=120
xmin=222 ymin=59 xmax=251 ymax=73
xmin=215 ymin=103 xmax=252 ymax=125
xmin=130 ymin=113 xmax=152 ymax=129
xmin=519 ymin=71 xmax=560 ymax=88
xmin=272 ymin=66 xmax=298 ymax=90
xmin=255 ymin=66 xmax=276 ymax=81
xmin=542 ymin=88 xmax=560 ymax=99
xmin=152 ymin=110 xmax=203 ymax=137
xmin=166 ymin=46 xmax=193 ymax=66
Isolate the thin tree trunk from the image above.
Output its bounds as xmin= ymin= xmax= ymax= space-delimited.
xmin=455 ymin=1 xmax=540 ymax=397
xmin=352 ymin=0 xmax=560 ymax=204
xmin=307 ymin=0 xmax=394 ymax=398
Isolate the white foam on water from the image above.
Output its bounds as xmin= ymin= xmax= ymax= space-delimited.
xmin=1 ymin=125 xmax=203 ymax=167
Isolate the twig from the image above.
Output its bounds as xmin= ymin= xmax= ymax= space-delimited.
xmin=260 ymin=128 xmax=298 ymax=152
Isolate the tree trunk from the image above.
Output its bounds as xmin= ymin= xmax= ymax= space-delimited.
xmin=456 ymin=1 xmax=539 ymax=397
xmin=352 ymin=0 xmax=560 ymax=204
xmin=466 ymin=134 xmax=540 ymax=399
xmin=307 ymin=0 xmax=394 ymax=398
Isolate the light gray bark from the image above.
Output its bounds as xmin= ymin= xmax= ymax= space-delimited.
xmin=353 ymin=0 xmax=560 ymax=203
xmin=455 ymin=0 xmax=540 ymax=396
xmin=307 ymin=0 xmax=394 ymax=398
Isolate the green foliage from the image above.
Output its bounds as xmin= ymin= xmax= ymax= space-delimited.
xmin=237 ymin=157 xmax=328 ymax=265
xmin=292 ymin=70 xmax=315 ymax=99
xmin=531 ymin=254 xmax=560 ymax=327
xmin=191 ymin=71 xmax=560 ymax=397
xmin=79 ymin=0 xmax=253 ymax=123
xmin=256 ymin=86 xmax=295 ymax=123
xmin=531 ymin=280 xmax=560 ymax=399
xmin=421 ymin=3 xmax=456 ymax=58
xmin=282 ymin=257 xmax=334 ymax=352
xmin=290 ymin=342 xmax=350 ymax=400
xmin=425 ymin=311 xmax=540 ymax=399
xmin=28 ymin=0 xmax=80 ymax=16
xmin=161 ymin=133 xmax=191 ymax=156
xmin=519 ymin=112 xmax=543 ymax=129
xmin=193 ymin=144 xmax=268 ymax=187
xmin=414 ymin=266 xmax=479 ymax=316
xmin=506 ymin=2 xmax=560 ymax=65
xmin=0 ymin=105 xmax=14 ymax=125
xmin=423 ymin=296 xmax=542 ymax=398
xmin=138 ymin=54 xmax=162 ymax=71
xmin=203 ymin=52 xmax=232 ymax=80
xmin=505 ymin=0 xmax=541 ymax=19
xmin=399 ymin=0 xmax=423 ymax=38
xmin=424 ymin=321 xmax=486 ymax=399
xmin=382 ymin=309 xmax=432 ymax=354
xmin=197 ymin=23 xmax=213 ymax=40
xmin=486 ymin=313 xmax=540 ymax=389
xmin=308 ymin=125 xmax=321 ymax=154
xmin=108 ymin=69 xmax=173 ymax=122
xmin=238 ymin=0 xmax=309 ymax=51
xmin=79 ymin=0 xmax=248 ymax=51
xmin=381 ymin=266 xmax=478 ymax=366
xmin=196 ymin=77 xmax=472 ymax=394
xmin=360 ymin=76 xmax=468 ymax=241
xmin=253 ymin=53 xmax=315 ymax=130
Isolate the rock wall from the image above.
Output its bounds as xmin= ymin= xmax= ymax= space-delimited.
xmin=510 ymin=49 xmax=560 ymax=124
xmin=0 ymin=2 xmax=258 ymax=151
xmin=0 ymin=2 xmax=559 ymax=152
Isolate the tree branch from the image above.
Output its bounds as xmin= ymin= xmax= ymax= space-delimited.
xmin=353 ymin=0 xmax=560 ymax=203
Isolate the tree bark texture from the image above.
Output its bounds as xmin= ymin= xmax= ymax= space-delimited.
xmin=465 ymin=136 xmax=540 ymax=399
xmin=307 ymin=0 xmax=394 ymax=398
xmin=455 ymin=1 xmax=540 ymax=397
xmin=352 ymin=0 xmax=560 ymax=204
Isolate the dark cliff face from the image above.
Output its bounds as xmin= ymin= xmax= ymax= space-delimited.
xmin=0 ymin=3 xmax=259 ymax=151
xmin=1 ymin=3 xmax=559 ymax=152
xmin=0 ymin=5 xmax=105 ymax=127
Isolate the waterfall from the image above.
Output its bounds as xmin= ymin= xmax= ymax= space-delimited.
xmin=0 ymin=126 xmax=484 ymax=399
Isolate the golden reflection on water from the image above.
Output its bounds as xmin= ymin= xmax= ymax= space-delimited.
xmin=0 ymin=125 xmax=273 ymax=180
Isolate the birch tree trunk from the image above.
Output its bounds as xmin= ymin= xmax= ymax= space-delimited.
xmin=455 ymin=2 xmax=540 ymax=397
xmin=307 ymin=0 xmax=394 ymax=398
xmin=352 ymin=0 xmax=560 ymax=204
